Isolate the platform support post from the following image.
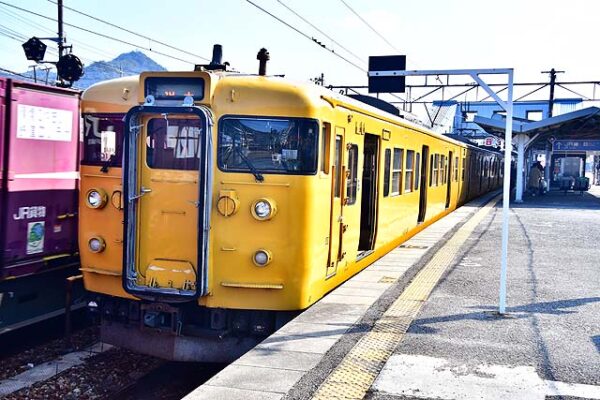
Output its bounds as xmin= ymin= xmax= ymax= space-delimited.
xmin=514 ymin=134 xmax=528 ymax=203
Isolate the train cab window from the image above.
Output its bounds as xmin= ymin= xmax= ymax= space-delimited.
xmin=405 ymin=150 xmax=414 ymax=193
xmin=415 ymin=153 xmax=421 ymax=191
xmin=391 ymin=148 xmax=403 ymax=196
xmin=346 ymin=144 xmax=358 ymax=205
xmin=83 ymin=114 xmax=125 ymax=167
xmin=218 ymin=116 xmax=318 ymax=175
xmin=334 ymin=136 xmax=342 ymax=198
xmin=383 ymin=149 xmax=391 ymax=197
xmin=146 ymin=118 xmax=202 ymax=170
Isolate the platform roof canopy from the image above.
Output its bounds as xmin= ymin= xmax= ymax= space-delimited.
xmin=474 ymin=106 xmax=600 ymax=141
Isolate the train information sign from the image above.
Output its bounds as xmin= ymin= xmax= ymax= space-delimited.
xmin=553 ymin=140 xmax=600 ymax=151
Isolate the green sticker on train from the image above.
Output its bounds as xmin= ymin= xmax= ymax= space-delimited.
xmin=27 ymin=221 xmax=45 ymax=255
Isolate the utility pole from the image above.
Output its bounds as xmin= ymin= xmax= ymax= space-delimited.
xmin=542 ymin=68 xmax=564 ymax=118
xmin=57 ymin=0 xmax=64 ymax=58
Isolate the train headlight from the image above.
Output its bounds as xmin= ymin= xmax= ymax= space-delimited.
xmin=86 ymin=189 xmax=107 ymax=209
xmin=253 ymin=249 xmax=272 ymax=267
xmin=251 ymin=198 xmax=277 ymax=221
xmin=88 ymin=236 xmax=106 ymax=253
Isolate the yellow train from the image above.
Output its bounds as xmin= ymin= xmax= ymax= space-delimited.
xmin=80 ymin=53 xmax=502 ymax=361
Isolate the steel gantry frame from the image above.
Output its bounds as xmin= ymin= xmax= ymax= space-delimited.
xmin=368 ymin=68 xmax=514 ymax=314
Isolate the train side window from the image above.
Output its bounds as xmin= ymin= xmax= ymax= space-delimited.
xmin=454 ymin=156 xmax=459 ymax=181
xmin=441 ymin=156 xmax=448 ymax=185
xmin=383 ymin=149 xmax=391 ymax=197
xmin=391 ymin=148 xmax=403 ymax=196
xmin=346 ymin=144 xmax=358 ymax=205
xmin=334 ymin=135 xmax=342 ymax=198
xmin=405 ymin=150 xmax=414 ymax=193
xmin=415 ymin=153 xmax=421 ymax=191
xmin=321 ymin=122 xmax=331 ymax=174
xmin=461 ymin=157 xmax=466 ymax=181
xmin=431 ymin=154 xmax=439 ymax=187
xmin=438 ymin=154 xmax=444 ymax=185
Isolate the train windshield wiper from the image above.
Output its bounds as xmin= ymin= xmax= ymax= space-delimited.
xmin=100 ymin=154 xmax=116 ymax=173
xmin=234 ymin=147 xmax=264 ymax=182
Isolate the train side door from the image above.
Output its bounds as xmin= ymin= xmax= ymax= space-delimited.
xmin=326 ymin=129 xmax=345 ymax=277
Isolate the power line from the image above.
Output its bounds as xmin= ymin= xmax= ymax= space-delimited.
xmin=244 ymin=0 xmax=366 ymax=73
xmin=46 ymin=0 xmax=211 ymax=63
xmin=338 ymin=0 xmax=400 ymax=53
xmin=276 ymin=0 xmax=365 ymax=65
xmin=0 ymin=1 xmax=196 ymax=65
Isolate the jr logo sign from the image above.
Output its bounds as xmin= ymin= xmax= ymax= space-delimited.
xmin=13 ymin=206 xmax=47 ymax=220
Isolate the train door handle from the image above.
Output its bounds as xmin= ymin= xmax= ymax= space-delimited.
xmin=129 ymin=187 xmax=152 ymax=201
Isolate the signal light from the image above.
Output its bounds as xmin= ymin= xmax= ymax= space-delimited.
xmin=22 ymin=37 xmax=47 ymax=62
xmin=57 ymin=53 xmax=84 ymax=83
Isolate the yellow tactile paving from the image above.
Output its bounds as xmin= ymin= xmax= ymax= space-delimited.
xmin=311 ymin=196 xmax=501 ymax=400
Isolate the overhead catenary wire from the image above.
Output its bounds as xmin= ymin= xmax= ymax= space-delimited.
xmin=46 ymin=0 xmax=211 ymax=63
xmin=0 ymin=1 xmax=197 ymax=66
xmin=244 ymin=0 xmax=367 ymax=73
xmin=276 ymin=0 xmax=365 ymax=65
xmin=338 ymin=0 xmax=401 ymax=53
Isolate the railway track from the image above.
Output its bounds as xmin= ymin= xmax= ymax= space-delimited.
xmin=1 ymin=320 xmax=223 ymax=400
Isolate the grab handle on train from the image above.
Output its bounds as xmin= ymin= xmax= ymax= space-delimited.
xmin=129 ymin=187 xmax=152 ymax=201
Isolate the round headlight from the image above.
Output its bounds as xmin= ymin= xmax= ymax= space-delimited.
xmin=88 ymin=236 xmax=106 ymax=253
xmin=86 ymin=189 xmax=107 ymax=209
xmin=255 ymin=201 xmax=271 ymax=218
xmin=253 ymin=249 xmax=272 ymax=267
xmin=251 ymin=198 xmax=277 ymax=220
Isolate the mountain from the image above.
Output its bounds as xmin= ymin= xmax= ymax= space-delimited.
xmin=76 ymin=51 xmax=166 ymax=88
xmin=1 ymin=51 xmax=166 ymax=89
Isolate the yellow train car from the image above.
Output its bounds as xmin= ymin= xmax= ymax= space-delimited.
xmin=79 ymin=59 xmax=502 ymax=361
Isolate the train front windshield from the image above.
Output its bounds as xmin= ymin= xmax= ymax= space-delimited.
xmin=218 ymin=117 xmax=318 ymax=175
xmin=82 ymin=114 xmax=125 ymax=167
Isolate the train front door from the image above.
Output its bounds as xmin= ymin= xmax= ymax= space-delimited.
xmin=123 ymin=107 xmax=212 ymax=299
xmin=326 ymin=128 xmax=345 ymax=278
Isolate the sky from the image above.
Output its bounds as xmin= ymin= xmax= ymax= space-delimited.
xmin=1 ymin=0 xmax=599 ymax=90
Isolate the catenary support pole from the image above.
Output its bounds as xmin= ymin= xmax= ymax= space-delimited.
xmin=499 ymin=70 xmax=514 ymax=314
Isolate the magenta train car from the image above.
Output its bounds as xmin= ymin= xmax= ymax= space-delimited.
xmin=0 ymin=78 xmax=83 ymax=333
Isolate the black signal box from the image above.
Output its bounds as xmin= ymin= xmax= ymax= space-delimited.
xmin=368 ymin=55 xmax=406 ymax=93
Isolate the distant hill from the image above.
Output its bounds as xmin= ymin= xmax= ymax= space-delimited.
xmin=1 ymin=51 xmax=166 ymax=89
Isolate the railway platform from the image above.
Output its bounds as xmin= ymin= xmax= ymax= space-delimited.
xmin=185 ymin=187 xmax=600 ymax=400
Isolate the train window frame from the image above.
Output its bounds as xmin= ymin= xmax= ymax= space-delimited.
xmin=454 ymin=156 xmax=459 ymax=181
xmin=431 ymin=154 xmax=438 ymax=187
xmin=415 ymin=152 xmax=421 ymax=191
xmin=217 ymin=115 xmax=319 ymax=176
xmin=391 ymin=148 xmax=403 ymax=196
xmin=82 ymin=113 xmax=125 ymax=167
xmin=145 ymin=117 xmax=203 ymax=171
xmin=461 ymin=157 xmax=466 ymax=181
xmin=405 ymin=150 xmax=415 ymax=193
xmin=334 ymin=135 xmax=343 ymax=198
xmin=383 ymin=148 xmax=391 ymax=197
xmin=346 ymin=143 xmax=359 ymax=205
xmin=321 ymin=122 xmax=331 ymax=174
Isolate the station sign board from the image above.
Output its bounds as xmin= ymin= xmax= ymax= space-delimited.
xmin=553 ymin=140 xmax=600 ymax=151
